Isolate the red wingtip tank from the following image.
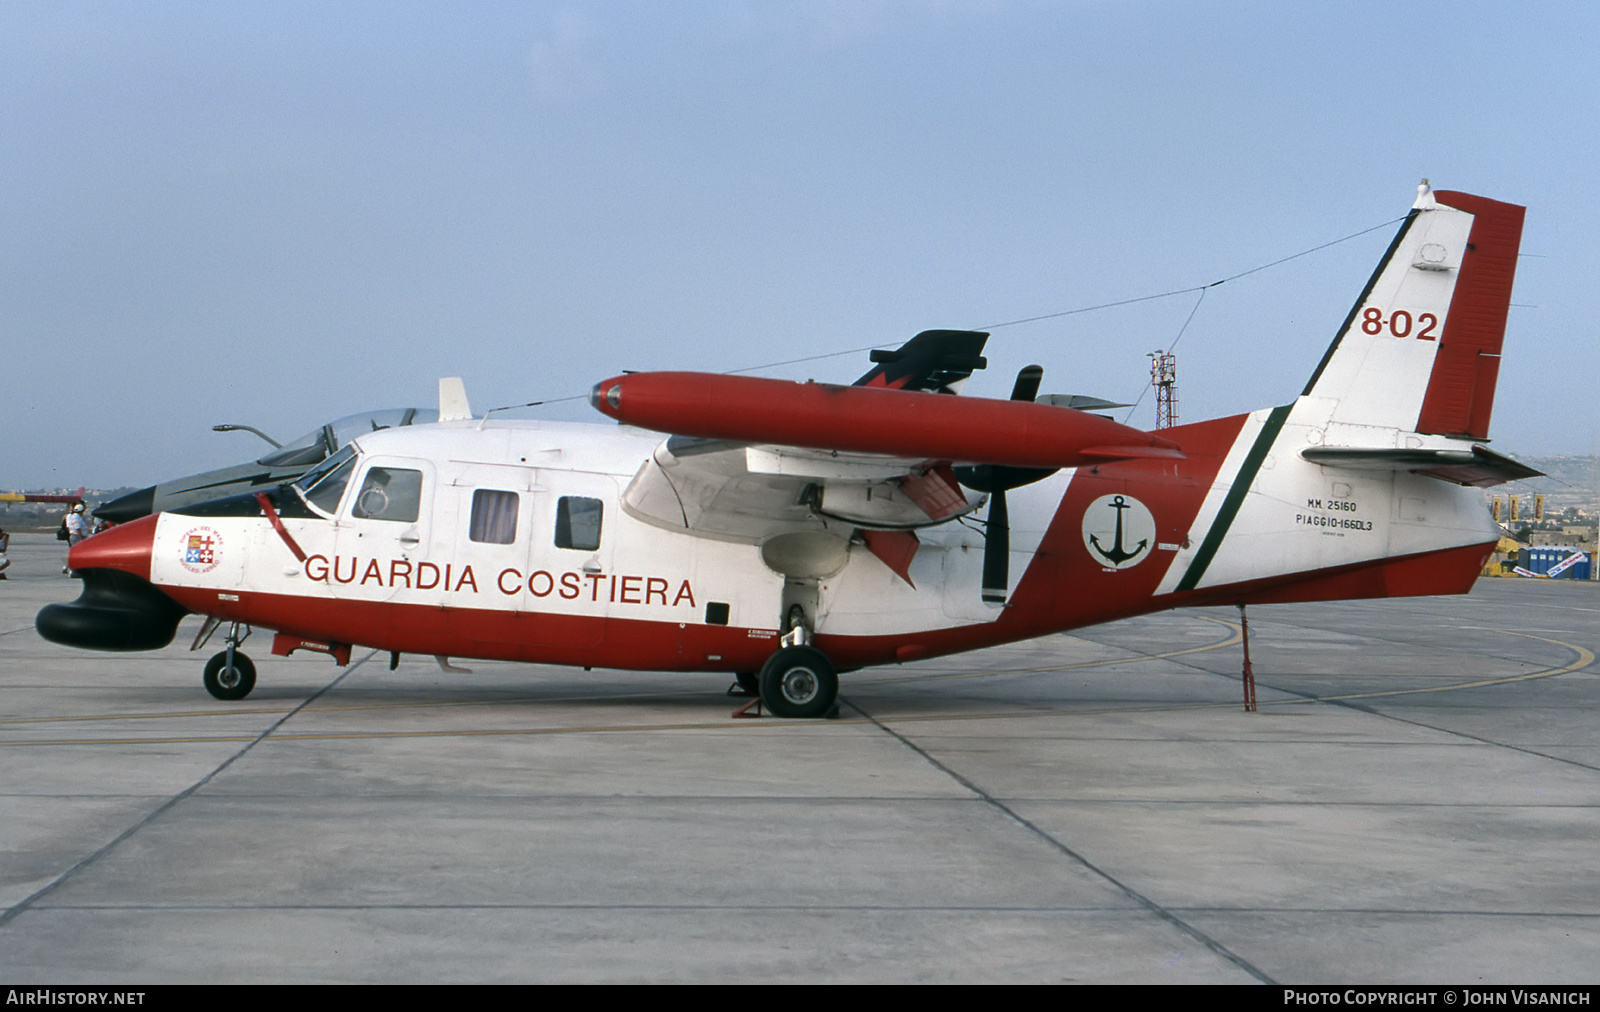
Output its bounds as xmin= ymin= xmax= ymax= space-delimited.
xmin=589 ymin=371 xmax=1183 ymax=469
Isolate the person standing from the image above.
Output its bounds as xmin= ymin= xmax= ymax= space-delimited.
xmin=0 ymin=526 xmax=10 ymax=580
xmin=64 ymin=502 xmax=90 ymax=576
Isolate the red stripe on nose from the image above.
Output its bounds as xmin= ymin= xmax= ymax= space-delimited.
xmin=69 ymin=514 xmax=158 ymax=581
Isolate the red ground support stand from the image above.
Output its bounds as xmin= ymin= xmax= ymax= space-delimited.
xmin=1237 ymin=603 xmax=1258 ymax=712
xmin=731 ymin=697 xmax=763 ymax=718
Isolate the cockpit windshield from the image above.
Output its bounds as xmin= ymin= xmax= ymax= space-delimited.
xmin=293 ymin=444 xmax=359 ymax=515
xmin=257 ymin=407 xmax=439 ymax=467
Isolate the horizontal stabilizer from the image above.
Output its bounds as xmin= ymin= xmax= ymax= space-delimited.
xmin=1039 ymin=394 xmax=1133 ymax=411
xmin=1301 ymin=445 xmax=1543 ymax=487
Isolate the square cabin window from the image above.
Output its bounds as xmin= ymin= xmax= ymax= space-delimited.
xmin=555 ymin=496 xmax=603 ymax=551
xmin=469 ymin=489 xmax=519 ymax=545
xmin=351 ymin=466 xmax=423 ymax=523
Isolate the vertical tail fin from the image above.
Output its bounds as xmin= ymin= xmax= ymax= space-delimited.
xmin=854 ymin=330 xmax=990 ymax=393
xmin=1302 ymin=182 xmax=1525 ymax=439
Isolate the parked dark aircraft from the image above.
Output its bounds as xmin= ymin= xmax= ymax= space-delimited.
xmin=94 ymin=408 xmax=439 ymax=523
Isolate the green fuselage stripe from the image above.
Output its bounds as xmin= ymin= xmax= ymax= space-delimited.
xmin=1175 ymin=404 xmax=1294 ymax=592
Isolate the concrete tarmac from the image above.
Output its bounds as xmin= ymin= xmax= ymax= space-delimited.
xmin=1 ymin=531 xmax=1595 ymax=983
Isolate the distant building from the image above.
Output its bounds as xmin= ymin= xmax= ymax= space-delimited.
xmin=1531 ymin=530 xmax=1592 ymax=547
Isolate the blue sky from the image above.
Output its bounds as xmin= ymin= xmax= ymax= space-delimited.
xmin=4 ymin=1 xmax=1595 ymax=488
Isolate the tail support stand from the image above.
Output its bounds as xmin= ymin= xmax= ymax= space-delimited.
xmin=1237 ymin=603 xmax=1257 ymax=712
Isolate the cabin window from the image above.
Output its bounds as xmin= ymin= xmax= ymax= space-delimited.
xmin=469 ymin=489 xmax=520 ymax=544
xmin=352 ymin=466 xmax=423 ymax=523
xmin=555 ymin=496 xmax=603 ymax=550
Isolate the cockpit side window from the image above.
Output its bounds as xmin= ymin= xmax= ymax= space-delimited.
xmin=295 ymin=445 xmax=359 ymax=516
xmin=352 ymin=467 xmax=423 ymax=523
xmin=555 ymin=496 xmax=603 ymax=550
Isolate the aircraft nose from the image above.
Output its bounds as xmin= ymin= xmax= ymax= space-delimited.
xmin=70 ymin=513 xmax=160 ymax=581
xmin=40 ymin=514 xmax=184 ymax=652
xmin=94 ymin=485 xmax=157 ymax=523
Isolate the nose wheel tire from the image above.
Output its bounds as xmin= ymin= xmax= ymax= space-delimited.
xmin=204 ymin=651 xmax=257 ymax=701
xmin=758 ymin=646 xmax=838 ymax=718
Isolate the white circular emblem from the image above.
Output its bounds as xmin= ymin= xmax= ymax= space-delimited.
xmin=1081 ymin=494 xmax=1155 ymax=570
xmin=179 ymin=525 xmax=224 ymax=574
xmin=1417 ymin=242 xmax=1449 ymax=266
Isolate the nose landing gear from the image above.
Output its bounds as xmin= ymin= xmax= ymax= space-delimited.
xmin=195 ymin=619 xmax=256 ymax=701
xmin=203 ymin=649 xmax=257 ymax=701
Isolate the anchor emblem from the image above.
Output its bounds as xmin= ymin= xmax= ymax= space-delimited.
xmin=1081 ymin=494 xmax=1155 ymax=570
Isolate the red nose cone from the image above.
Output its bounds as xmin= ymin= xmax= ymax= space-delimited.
xmin=590 ymin=376 xmax=628 ymax=420
xmin=70 ymin=514 xmax=158 ymax=582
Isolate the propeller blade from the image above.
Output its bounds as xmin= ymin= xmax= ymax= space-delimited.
xmin=1010 ymin=364 xmax=1044 ymax=403
xmin=954 ymin=462 xmax=1056 ymax=494
xmin=981 ymin=488 xmax=1009 ymax=604
xmin=956 ymin=365 xmax=1049 ymax=503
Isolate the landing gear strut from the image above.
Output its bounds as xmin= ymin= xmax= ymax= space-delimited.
xmin=201 ymin=621 xmax=256 ymax=701
xmin=756 ymin=606 xmax=838 ymax=718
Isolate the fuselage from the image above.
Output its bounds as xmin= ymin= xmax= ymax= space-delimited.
xmin=70 ymin=404 xmax=1498 ymax=675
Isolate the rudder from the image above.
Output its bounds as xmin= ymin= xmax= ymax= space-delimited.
xmin=1302 ymin=183 xmax=1525 ymax=440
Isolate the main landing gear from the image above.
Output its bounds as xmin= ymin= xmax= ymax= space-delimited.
xmin=753 ymin=606 xmax=838 ymax=719
xmin=194 ymin=618 xmax=257 ymax=701
xmin=758 ymin=645 xmax=837 ymax=718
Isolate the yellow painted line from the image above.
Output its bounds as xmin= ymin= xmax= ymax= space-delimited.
xmin=0 ymin=619 xmax=1243 ymax=727
xmin=0 ymin=719 xmax=866 ymax=747
xmin=0 ymin=686 xmax=753 ymax=727
xmin=2 ymin=629 xmax=1590 ymax=748
xmin=854 ymin=631 xmax=1595 ymax=724
xmin=3 ymin=734 xmax=265 ymax=747
xmin=852 ymin=615 xmax=1244 ymax=685
xmin=0 ymin=706 xmax=293 ymax=726
xmin=1257 ymin=630 xmax=1596 ymax=706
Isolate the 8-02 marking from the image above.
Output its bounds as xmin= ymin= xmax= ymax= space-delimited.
xmin=1362 ymin=307 xmax=1438 ymax=340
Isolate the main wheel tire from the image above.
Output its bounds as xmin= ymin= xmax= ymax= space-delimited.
xmin=204 ymin=651 xmax=257 ymax=701
xmin=758 ymin=646 xmax=838 ymax=718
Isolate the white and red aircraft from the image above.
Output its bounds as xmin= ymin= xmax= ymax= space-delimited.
xmin=38 ymin=183 xmax=1539 ymax=717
